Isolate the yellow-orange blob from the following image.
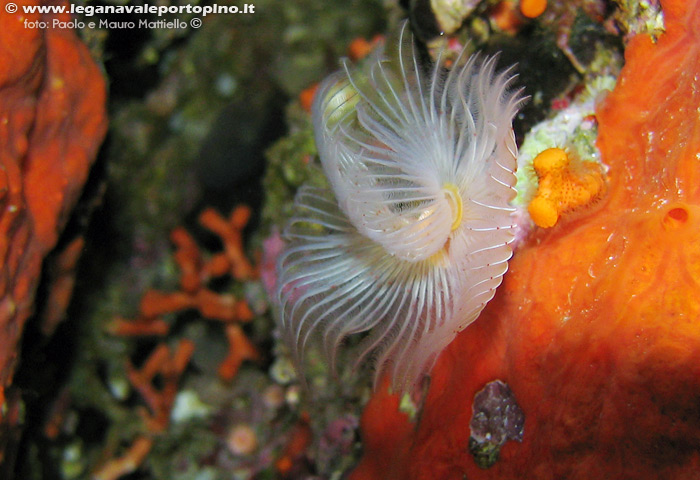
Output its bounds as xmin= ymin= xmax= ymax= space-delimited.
xmin=528 ymin=147 xmax=607 ymax=228
xmin=520 ymin=0 xmax=547 ymax=18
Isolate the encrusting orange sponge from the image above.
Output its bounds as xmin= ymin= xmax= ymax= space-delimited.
xmin=527 ymin=147 xmax=606 ymax=228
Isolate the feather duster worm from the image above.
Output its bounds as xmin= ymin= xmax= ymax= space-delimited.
xmin=277 ymin=23 xmax=525 ymax=391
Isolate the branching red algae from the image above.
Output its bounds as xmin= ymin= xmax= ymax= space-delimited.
xmin=109 ymin=206 xmax=260 ymax=381
xmin=93 ymin=340 xmax=194 ymax=480
xmin=350 ymin=0 xmax=700 ymax=478
xmin=99 ymin=206 xmax=261 ymax=478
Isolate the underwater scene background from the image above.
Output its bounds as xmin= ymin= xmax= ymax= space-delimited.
xmin=1 ymin=0 xmax=699 ymax=479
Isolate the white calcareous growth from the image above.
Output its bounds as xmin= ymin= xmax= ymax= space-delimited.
xmin=276 ymin=23 xmax=526 ymax=392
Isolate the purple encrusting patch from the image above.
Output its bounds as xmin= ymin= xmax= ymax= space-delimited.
xmin=469 ymin=379 xmax=524 ymax=468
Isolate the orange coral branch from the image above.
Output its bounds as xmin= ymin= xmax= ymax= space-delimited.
xmin=126 ymin=345 xmax=171 ymax=416
xmin=202 ymin=252 xmax=231 ymax=279
xmin=107 ymin=316 xmax=169 ymax=337
xmin=195 ymin=288 xmax=247 ymax=322
xmin=127 ymin=340 xmax=194 ymax=433
xmin=139 ymin=290 xmax=194 ymax=318
xmin=112 ymin=205 xmax=260 ymax=382
xmin=171 ymin=227 xmax=202 ymax=293
xmin=92 ymin=435 xmax=154 ymax=480
xmin=199 ymin=206 xmax=257 ymax=280
xmin=101 ymin=203 xmax=263 ymax=478
xmin=95 ymin=341 xmax=194 ymax=480
xmin=218 ymin=324 xmax=261 ymax=381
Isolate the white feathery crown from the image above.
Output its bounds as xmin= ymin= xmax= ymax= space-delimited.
xmin=276 ymin=22 xmax=526 ymax=392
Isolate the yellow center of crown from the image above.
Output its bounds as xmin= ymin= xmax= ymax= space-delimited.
xmin=443 ymin=183 xmax=463 ymax=231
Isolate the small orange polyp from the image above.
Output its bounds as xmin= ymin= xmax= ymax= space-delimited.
xmin=520 ymin=0 xmax=547 ymax=18
xmin=528 ymin=147 xmax=607 ymax=228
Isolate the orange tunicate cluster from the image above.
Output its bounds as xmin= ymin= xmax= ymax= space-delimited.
xmin=0 ymin=0 xmax=107 ymax=429
xmin=350 ymin=0 xmax=700 ymax=478
xmin=528 ymin=147 xmax=607 ymax=228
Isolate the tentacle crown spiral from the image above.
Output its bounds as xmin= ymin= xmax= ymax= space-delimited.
xmin=276 ymin=23 xmax=526 ymax=392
